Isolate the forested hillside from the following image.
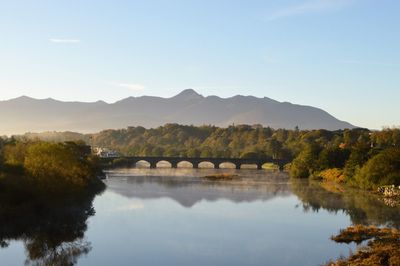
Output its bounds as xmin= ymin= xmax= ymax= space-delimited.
xmin=90 ymin=124 xmax=294 ymax=159
xmin=18 ymin=124 xmax=400 ymax=189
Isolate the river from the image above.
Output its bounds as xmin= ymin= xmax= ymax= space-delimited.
xmin=1 ymin=168 xmax=399 ymax=266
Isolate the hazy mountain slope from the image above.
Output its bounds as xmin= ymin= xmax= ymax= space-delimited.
xmin=0 ymin=89 xmax=355 ymax=134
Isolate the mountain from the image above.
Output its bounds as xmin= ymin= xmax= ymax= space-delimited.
xmin=0 ymin=89 xmax=355 ymax=135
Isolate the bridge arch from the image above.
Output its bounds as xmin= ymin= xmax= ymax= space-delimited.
xmin=198 ymin=161 xmax=216 ymax=169
xmin=156 ymin=160 xmax=172 ymax=168
xmin=218 ymin=162 xmax=237 ymax=169
xmin=177 ymin=161 xmax=194 ymax=168
xmin=135 ymin=160 xmax=151 ymax=168
xmin=261 ymin=162 xmax=279 ymax=170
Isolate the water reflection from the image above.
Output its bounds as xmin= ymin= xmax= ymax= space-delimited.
xmin=0 ymin=193 xmax=98 ymax=265
xmin=291 ymin=179 xmax=400 ymax=228
xmin=106 ymin=169 xmax=400 ymax=227
xmin=105 ymin=169 xmax=291 ymax=207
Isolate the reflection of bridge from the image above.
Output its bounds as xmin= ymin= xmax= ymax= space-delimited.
xmin=102 ymin=156 xmax=290 ymax=170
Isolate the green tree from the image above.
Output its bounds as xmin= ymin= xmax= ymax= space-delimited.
xmin=354 ymin=147 xmax=400 ymax=189
xmin=289 ymin=143 xmax=321 ymax=178
xmin=265 ymin=139 xmax=282 ymax=159
xmin=344 ymin=143 xmax=370 ymax=180
xmin=318 ymin=146 xmax=350 ymax=169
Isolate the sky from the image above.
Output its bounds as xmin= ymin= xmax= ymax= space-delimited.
xmin=0 ymin=0 xmax=399 ymax=129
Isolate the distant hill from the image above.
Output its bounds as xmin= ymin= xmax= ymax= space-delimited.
xmin=0 ymin=89 xmax=355 ymax=135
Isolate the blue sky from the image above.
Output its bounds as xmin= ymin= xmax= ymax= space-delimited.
xmin=0 ymin=0 xmax=399 ymax=129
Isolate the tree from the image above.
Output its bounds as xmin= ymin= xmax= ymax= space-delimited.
xmin=24 ymin=142 xmax=93 ymax=192
xmin=289 ymin=143 xmax=321 ymax=178
xmin=240 ymin=151 xmax=259 ymax=159
xmin=3 ymin=142 xmax=28 ymax=167
xmin=265 ymin=139 xmax=282 ymax=159
xmin=354 ymin=147 xmax=400 ymax=189
xmin=186 ymin=148 xmax=200 ymax=157
xmin=200 ymin=147 xmax=213 ymax=158
xmin=318 ymin=146 xmax=350 ymax=169
xmin=344 ymin=142 xmax=370 ymax=180
xmin=164 ymin=147 xmax=178 ymax=157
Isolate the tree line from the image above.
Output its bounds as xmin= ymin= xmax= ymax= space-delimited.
xmin=16 ymin=124 xmax=400 ymax=189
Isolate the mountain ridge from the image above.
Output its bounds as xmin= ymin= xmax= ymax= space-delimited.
xmin=0 ymin=89 xmax=356 ymax=135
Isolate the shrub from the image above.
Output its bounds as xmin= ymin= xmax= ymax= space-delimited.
xmin=318 ymin=168 xmax=345 ymax=183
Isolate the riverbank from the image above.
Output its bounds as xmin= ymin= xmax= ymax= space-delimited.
xmin=325 ymin=225 xmax=400 ymax=266
xmin=300 ymin=179 xmax=400 ymax=265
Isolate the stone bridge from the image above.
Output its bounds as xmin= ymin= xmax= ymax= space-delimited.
xmin=102 ymin=156 xmax=290 ymax=171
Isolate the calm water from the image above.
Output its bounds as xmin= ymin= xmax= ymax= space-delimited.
xmin=1 ymin=168 xmax=400 ymax=266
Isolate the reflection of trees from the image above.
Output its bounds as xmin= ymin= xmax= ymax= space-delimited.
xmin=0 ymin=192 xmax=99 ymax=265
xmin=24 ymin=239 xmax=91 ymax=266
xmin=107 ymin=174 xmax=291 ymax=207
xmin=291 ymin=179 xmax=400 ymax=228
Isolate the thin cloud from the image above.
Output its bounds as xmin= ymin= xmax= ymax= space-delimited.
xmin=49 ymin=38 xmax=81 ymax=44
xmin=267 ymin=0 xmax=353 ymax=21
xmin=112 ymin=82 xmax=146 ymax=91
